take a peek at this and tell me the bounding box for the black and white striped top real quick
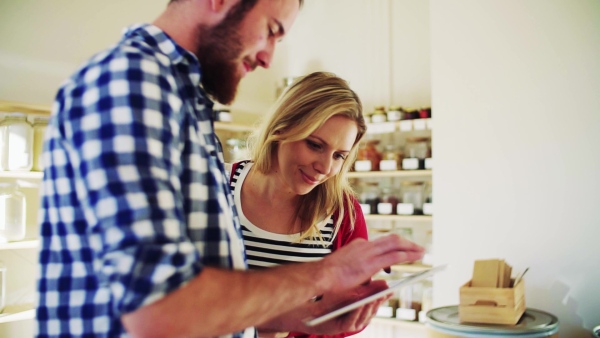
[230,161,335,270]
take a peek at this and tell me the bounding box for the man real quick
[36,0,425,337]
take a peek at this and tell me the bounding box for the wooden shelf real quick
[390,263,432,273]
[0,101,256,133]
[214,122,255,133]
[347,170,431,178]
[0,100,51,116]
[0,303,35,324]
[0,171,43,179]
[0,239,40,251]
[364,215,431,222]
[366,119,432,134]
[371,317,426,329]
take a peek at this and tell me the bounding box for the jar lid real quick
[406,137,430,142]
[388,106,402,111]
[427,306,559,335]
[32,116,50,123]
[0,182,18,190]
[5,112,28,118]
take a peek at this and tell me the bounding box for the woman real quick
[229,72,373,338]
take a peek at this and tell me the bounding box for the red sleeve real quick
[287,196,369,338]
[332,195,368,251]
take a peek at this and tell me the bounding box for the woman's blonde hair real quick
[247,71,366,242]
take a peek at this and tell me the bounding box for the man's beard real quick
[195,14,245,105]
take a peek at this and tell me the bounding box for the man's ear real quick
[209,0,234,13]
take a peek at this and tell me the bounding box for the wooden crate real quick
[459,278,525,325]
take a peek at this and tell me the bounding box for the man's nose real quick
[256,39,275,69]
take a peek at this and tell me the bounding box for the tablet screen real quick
[303,264,448,327]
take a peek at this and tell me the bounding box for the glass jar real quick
[32,116,49,172]
[397,182,424,215]
[0,113,6,171]
[397,274,422,321]
[276,76,298,99]
[403,137,430,170]
[0,261,5,312]
[225,138,247,163]
[380,145,404,171]
[386,106,404,122]
[377,187,399,215]
[423,182,433,215]
[0,182,27,242]
[359,182,380,215]
[370,106,387,123]
[419,278,433,322]
[355,139,382,171]
[0,113,33,171]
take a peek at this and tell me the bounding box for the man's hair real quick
[247,72,365,243]
[169,0,304,8]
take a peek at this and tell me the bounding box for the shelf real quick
[0,303,35,324]
[371,317,425,329]
[214,122,255,133]
[0,171,44,179]
[0,100,51,116]
[364,215,431,222]
[366,119,432,134]
[390,263,432,273]
[347,170,431,178]
[0,101,255,133]
[0,239,40,251]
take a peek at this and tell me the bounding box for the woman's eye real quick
[335,153,347,161]
[307,140,321,150]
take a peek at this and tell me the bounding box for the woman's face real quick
[275,115,358,196]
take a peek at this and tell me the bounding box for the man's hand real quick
[318,234,425,293]
[257,279,391,335]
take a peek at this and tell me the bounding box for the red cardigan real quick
[228,161,368,338]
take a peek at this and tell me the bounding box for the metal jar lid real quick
[426,306,559,335]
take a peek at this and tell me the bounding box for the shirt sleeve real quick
[332,195,369,251]
[55,48,203,316]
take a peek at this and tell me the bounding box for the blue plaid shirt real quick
[36,24,251,338]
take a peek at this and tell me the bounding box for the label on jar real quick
[396,307,417,321]
[377,203,393,215]
[413,119,426,131]
[402,158,419,170]
[424,158,433,170]
[379,160,398,171]
[218,111,232,122]
[359,203,371,215]
[354,160,372,171]
[426,118,433,130]
[371,114,387,123]
[397,203,415,215]
[386,111,402,122]
[8,124,32,171]
[399,120,413,132]
[423,203,433,215]
[376,306,394,318]
[367,122,395,134]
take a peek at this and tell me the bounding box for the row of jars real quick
[0,113,49,172]
[355,137,432,172]
[366,106,432,124]
[377,275,433,322]
[0,181,27,242]
[358,181,432,215]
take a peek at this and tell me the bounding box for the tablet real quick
[303,264,448,327]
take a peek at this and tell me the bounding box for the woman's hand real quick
[256,279,391,335]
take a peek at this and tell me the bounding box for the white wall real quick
[431,0,600,336]
[5,0,598,336]
[0,0,165,105]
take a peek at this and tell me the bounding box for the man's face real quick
[196,0,300,105]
